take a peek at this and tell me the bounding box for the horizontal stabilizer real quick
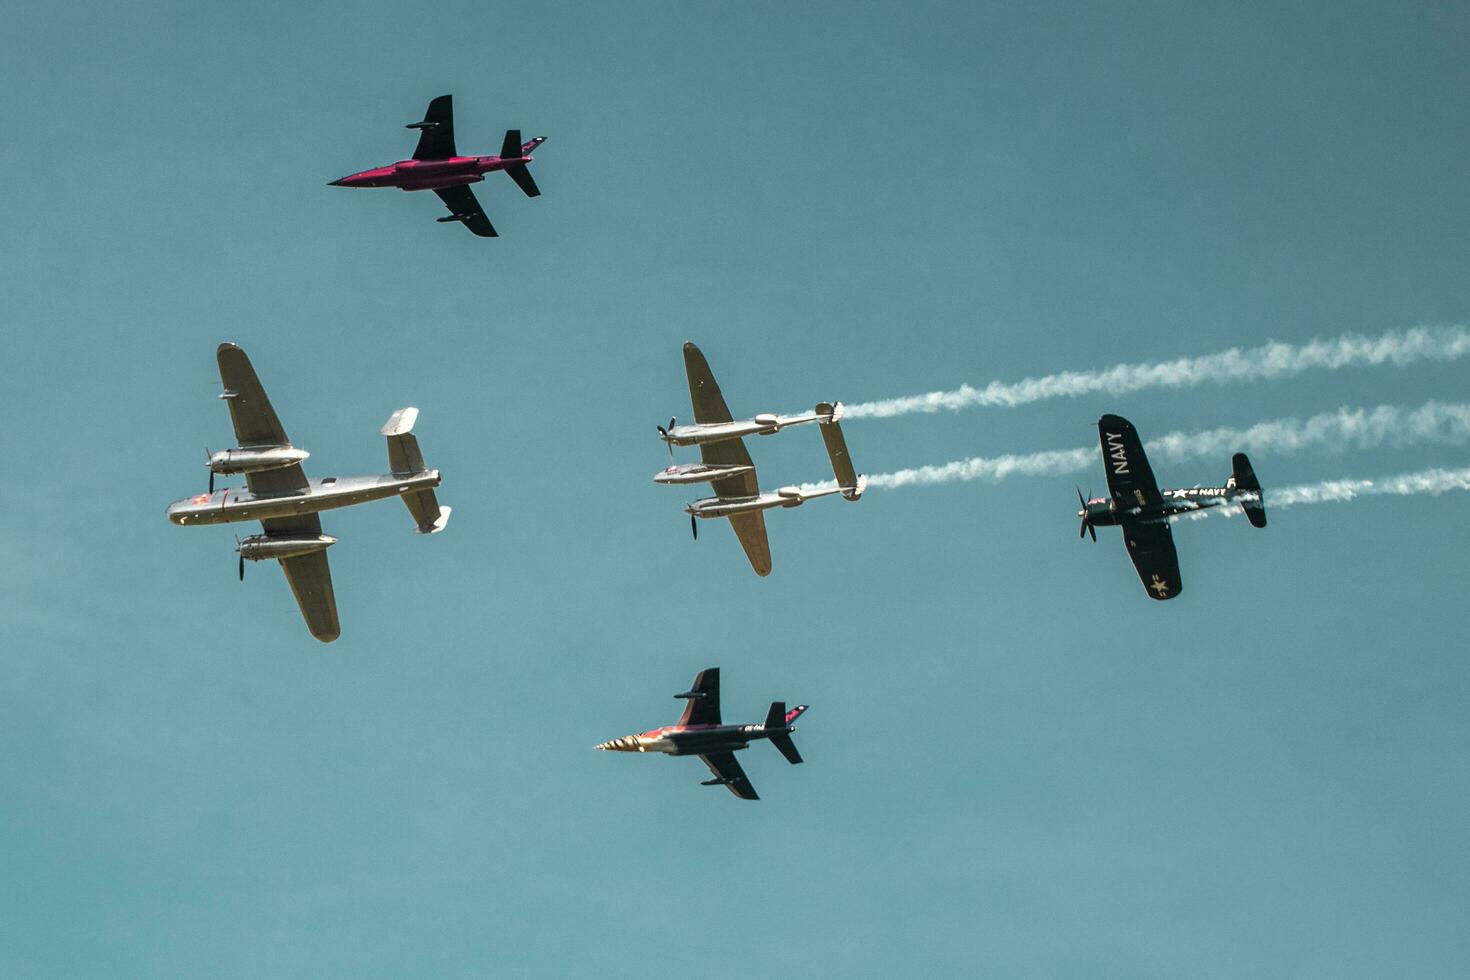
[817,409,862,500]
[769,733,803,765]
[381,407,418,437]
[405,492,450,534]
[505,164,540,198]
[383,407,427,477]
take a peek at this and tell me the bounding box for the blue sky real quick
[3,1,1469,976]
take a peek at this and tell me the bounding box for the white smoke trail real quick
[844,324,1470,419]
[1172,467,1470,523]
[800,400,1470,493]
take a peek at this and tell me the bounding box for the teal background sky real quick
[3,2,1470,976]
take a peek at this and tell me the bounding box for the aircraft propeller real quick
[690,514,698,541]
[1077,487,1097,542]
[205,447,214,493]
[234,535,245,581]
[656,417,676,456]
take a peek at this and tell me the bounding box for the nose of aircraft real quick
[328,177,347,186]
[595,735,641,752]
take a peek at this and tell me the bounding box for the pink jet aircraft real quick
[330,94,545,237]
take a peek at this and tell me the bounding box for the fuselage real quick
[167,471,441,526]
[1081,485,1255,528]
[597,723,780,756]
[687,487,807,518]
[653,461,755,485]
[331,155,534,192]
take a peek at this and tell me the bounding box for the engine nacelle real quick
[235,534,337,562]
[753,413,780,427]
[209,447,309,475]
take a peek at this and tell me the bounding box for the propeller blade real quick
[690,514,698,541]
[1088,523,1097,542]
[238,554,244,581]
[1079,518,1088,539]
[209,470,214,494]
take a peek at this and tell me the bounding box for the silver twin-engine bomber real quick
[166,343,452,642]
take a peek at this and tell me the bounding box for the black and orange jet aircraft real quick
[1078,413,1266,600]
[596,668,807,800]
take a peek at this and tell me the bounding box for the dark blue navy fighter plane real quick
[1078,414,1266,600]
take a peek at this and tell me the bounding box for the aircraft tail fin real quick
[499,129,542,197]
[816,404,863,500]
[1231,452,1267,528]
[764,701,806,765]
[382,408,451,534]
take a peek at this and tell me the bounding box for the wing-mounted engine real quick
[236,533,337,562]
[234,533,337,581]
[208,446,308,475]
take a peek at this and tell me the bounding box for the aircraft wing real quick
[262,513,341,641]
[432,185,497,238]
[411,94,457,160]
[683,342,735,425]
[701,436,770,577]
[699,751,759,800]
[1123,519,1183,601]
[216,343,311,496]
[676,667,721,726]
[1098,414,1163,511]
[683,342,773,575]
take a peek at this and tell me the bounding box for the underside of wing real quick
[217,343,291,448]
[1098,414,1163,511]
[432,185,496,237]
[262,513,340,640]
[699,751,758,800]
[411,94,457,160]
[278,548,341,642]
[676,667,722,726]
[728,512,773,577]
[683,342,735,425]
[1123,519,1183,601]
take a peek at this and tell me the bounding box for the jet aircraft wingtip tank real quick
[169,343,451,641]
[331,93,545,237]
[659,342,864,575]
[598,668,809,800]
[1081,413,1266,600]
